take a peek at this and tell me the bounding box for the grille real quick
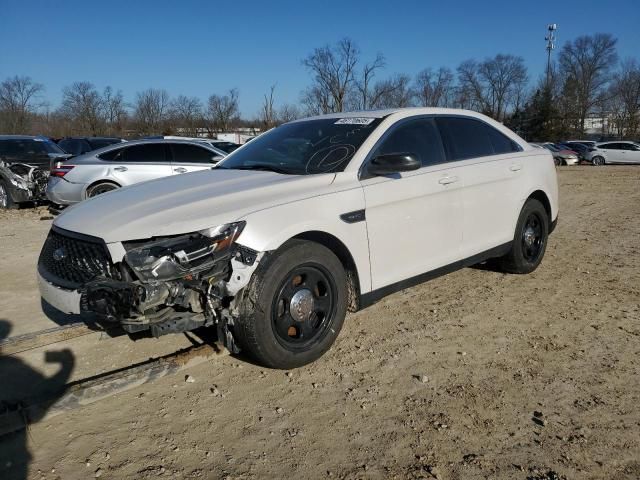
[39,228,121,288]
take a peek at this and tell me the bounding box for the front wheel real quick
[497,198,549,274]
[234,240,348,369]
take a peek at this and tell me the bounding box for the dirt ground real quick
[0,166,639,480]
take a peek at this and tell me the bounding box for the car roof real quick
[60,136,122,141]
[291,107,499,122]
[597,140,638,145]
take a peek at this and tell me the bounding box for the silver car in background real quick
[585,141,640,165]
[46,139,226,207]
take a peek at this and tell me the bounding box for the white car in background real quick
[585,141,640,165]
[38,108,558,369]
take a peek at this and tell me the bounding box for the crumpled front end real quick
[0,161,48,203]
[38,223,261,351]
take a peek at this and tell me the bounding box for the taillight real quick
[51,165,75,177]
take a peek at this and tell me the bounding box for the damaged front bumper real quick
[38,223,263,350]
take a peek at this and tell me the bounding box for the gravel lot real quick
[1,166,639,479]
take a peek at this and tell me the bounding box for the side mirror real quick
[368,153,421,176]
[211,155,224,163]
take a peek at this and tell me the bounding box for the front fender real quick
[235,186,372,294]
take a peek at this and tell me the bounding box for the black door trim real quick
[359,241,512,309]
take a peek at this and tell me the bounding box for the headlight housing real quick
[124,221,245,282]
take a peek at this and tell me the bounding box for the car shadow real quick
[0,319,75,480]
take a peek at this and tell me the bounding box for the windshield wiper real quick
[222,164,295,175]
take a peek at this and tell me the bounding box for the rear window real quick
[121,144,168,162]
[58,139,90,155]
[436,117,520,161]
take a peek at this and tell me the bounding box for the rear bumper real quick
[46,176,85,205]
[38,271,81,314]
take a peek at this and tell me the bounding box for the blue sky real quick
[1,0,638,118]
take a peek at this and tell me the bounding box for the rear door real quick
[598,143,622,163]
[436,116,524,258]
[618,143,640,164]
[104,143,172,186]
[168,143,220,174]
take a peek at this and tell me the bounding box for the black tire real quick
[592,155,605,166]
[0,180,18,209]
[554,156,562,166]
[86,181,119,198]
[234,239,348,369]
[497,198,549,274]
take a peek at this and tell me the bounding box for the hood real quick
[54,169,336,242]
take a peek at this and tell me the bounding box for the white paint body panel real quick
[50,108,559,297]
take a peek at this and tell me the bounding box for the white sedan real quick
[38,108,558,368]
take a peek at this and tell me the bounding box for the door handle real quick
[113,166,128,172]
[438,175,459,185]
[174,167,188,173]
[510,164,522,172]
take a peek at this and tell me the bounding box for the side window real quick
[98,147,125,161]
[436,117,518,161]
[600,143,617,150]
[170,144,215,164]
[121,144,168,162]
[373,118,445,167]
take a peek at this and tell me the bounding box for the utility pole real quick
[545,24,557,86]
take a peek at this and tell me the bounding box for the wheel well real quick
[528,190,552,224]
[85,179,120,198]
[293,231,361,312]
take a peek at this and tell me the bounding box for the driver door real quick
[360,117,463,290]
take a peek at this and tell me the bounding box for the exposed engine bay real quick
[67,222,262,353]
[0,160,49,203]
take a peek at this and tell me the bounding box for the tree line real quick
[1,32,638,141]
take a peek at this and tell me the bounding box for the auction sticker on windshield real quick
[334,117,376,125]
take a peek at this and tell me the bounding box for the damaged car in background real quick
[37,108,558,369]
[0,135,69,209]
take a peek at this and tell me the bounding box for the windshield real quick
[543,144,559,152]
[218,117,384,175]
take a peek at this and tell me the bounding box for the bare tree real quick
[169,95,203,137]
[134,88,170,135]
[205,88,239,135]
[102,86,128,136]
[607,58,640,138]
[354,53,386,110]
[558,33,618,133]
[300,85,332,116]
[302,38,360,113]
[59,81,105,135]
[457,55,528,120]
[370,74,414,109]
[278,104,299,124]
[260,84,277,129]
[0,76,45,133]
[414,67,455,107]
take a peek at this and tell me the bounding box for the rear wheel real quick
[554,156,562,166]
[592,155,605,166]
[497,198,549,274]
[234,240,348,369]
[86,181,119,198]
[0,180,17,209]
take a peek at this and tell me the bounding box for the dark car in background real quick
[0,135,70,209]
[57,137,124,156]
